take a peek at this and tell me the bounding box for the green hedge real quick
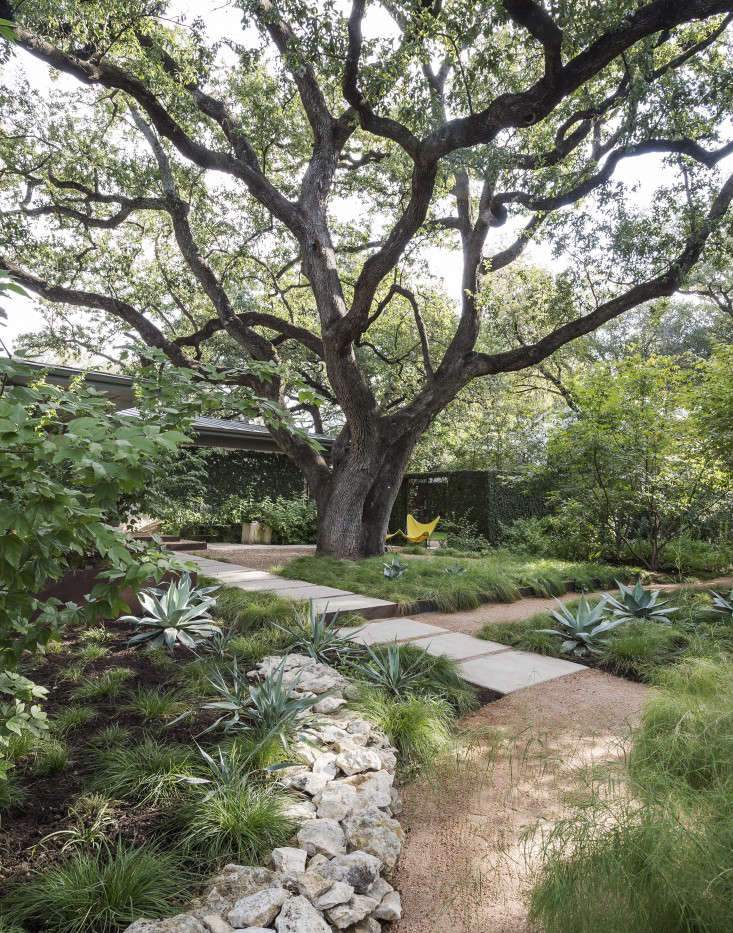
[390,470,551,543]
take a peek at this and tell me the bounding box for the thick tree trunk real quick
[314,433,416,559]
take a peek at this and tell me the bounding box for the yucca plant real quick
[709,587,733,619]
[121,573,221,652]
[383,557,408,579]
[606,579,678,623]
[536,594,626,656]
[351,642,435,696]
[272,601,362,664]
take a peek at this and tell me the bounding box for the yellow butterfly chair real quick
[386,513,440,546]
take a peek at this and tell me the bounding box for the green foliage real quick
[350,643,435,697]
[537,594,626,656]
[272,601,361,664]
[72,667,135,701]
[179,779,296,867]
[530,657,733,933]
[201,660,321,747]
[213,586,299,634]
[0,671,48,780]
[125,686,186,723]
[709,586,733,619]
[356,691,454,779]
[39,795,116,853]
[161,494,317,544]
[280,553,632,613]
[122,573,221,652]
[91,725,131,749]
[93,736,195,806]
[383,556,408,579]
[30,737,71,777]
[545,355,730,571]
[606,579,678,623]
[52,704,98,735]
[1,843,189,933]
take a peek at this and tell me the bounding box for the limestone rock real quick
[374,890,402,921]
[307,853,329,873]
[351,919,381,933]
[270,848,307,877]
[320,852,382,894]
[282,798,317,821]
[346,719,372,739]
[126,918,208,933]
[335,744,382,776]
[342,770,393,809]
[327,894,379,929]
[314,880,354,910]
[389,787,403,815]
[314,782,357,821]
[227,887,288,928]
[311,752,339,778]
[296,870,331,902]
[313,695,347,714]
[201,916,234,933]
[274,895,331,933]
[342,806,405,869]
[200,866,278,915]
[365,878,393,902]
[297,818,347,857]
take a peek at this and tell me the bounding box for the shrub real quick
[1,843,189,933]
[93,736,195,806]
[179,780,296,867]
[357,691,454,778]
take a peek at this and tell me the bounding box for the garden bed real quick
[1,581,475,932]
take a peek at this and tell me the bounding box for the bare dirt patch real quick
[393,669,648,933]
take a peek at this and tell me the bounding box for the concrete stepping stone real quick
[312,595,399,621]
[418,631,510,661]
[458,650,586,695]
[341,618,449,645]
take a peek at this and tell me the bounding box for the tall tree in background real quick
[1,0,733,557]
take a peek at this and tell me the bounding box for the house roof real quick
[9,358,333,453]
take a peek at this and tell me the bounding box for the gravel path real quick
[394,668,649,933]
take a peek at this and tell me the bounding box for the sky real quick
[1,0,727,355]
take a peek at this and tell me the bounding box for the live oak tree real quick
[2,0,733,558]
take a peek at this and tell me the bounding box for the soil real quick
[412,575,733,635]
[185,545,316,572]
[394,668,649,933]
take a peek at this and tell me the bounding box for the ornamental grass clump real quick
[1,843,189,933]
[529,656,733,933]
[93,736,195,806]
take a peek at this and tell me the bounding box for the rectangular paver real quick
[341,618,449,645]
[458,650,586,695]
[417,631,511,661]
[312,595,398,619]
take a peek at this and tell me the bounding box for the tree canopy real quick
[1,0,733,556]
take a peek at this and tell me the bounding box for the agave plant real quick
[605,579,678,623]
[443,563,467,575]
[177,743,253,800]
[350,643,433,697]
[383,557,408,579]
[536,594,626,656]
[271,601,362,664]
[122,573,221,652]
[201,659,321,748]
[709,587,733,618]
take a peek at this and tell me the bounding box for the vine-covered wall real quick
[389,469,552,542]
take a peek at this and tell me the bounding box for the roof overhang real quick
[8,358,334,452]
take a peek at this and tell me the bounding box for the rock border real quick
[126,654,404,933]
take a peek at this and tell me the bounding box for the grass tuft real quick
[124,686,187,723]
[72,667,135,702]
[1,843,189,933]
[53,705,98,735]
[93,736,195,806]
